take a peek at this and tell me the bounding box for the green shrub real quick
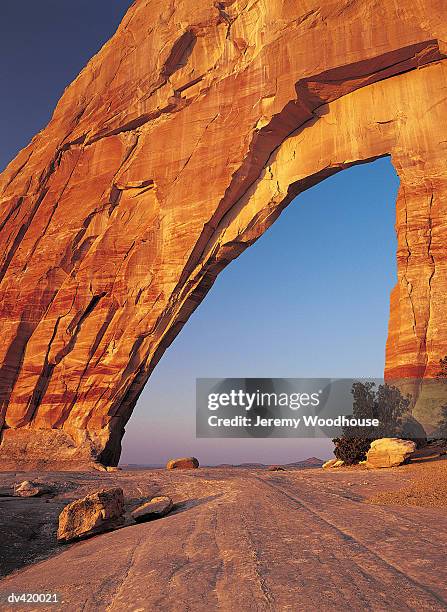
[332,436,372,465]
[331,381,416,464]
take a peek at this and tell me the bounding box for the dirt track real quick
[0,466,446,611]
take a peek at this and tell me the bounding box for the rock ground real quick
[0,460,446,610]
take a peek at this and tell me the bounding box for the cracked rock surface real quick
[0,0,446,465]
[0,465,446,610]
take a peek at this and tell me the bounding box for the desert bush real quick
[436,355,447,379]
[332,435,372,465]
[332,381,414,464]
[434,356,447,439]
[436,405,447,439]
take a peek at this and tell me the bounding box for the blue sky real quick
[1,2,399,464]
[126,159,399,464]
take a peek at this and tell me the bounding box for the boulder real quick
[57,487,125,543]
[131,496,173,523]
[166,457,199,470]
[268,465,286,471]
[366,438,416,468]
[14,480,52,497]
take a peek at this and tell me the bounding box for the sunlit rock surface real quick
[366,438,417,468]
[0,0,446,466]
[57,487,125,542]
[167,457,200,470]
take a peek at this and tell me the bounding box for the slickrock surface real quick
[0,465,446,610]
[0,0,446,465]
[366,437,417,468]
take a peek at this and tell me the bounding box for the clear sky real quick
[1,2,399,465]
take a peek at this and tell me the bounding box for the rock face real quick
[166,457,199,470]
[0,1,446,467]
[366,438,417,468]
[57,487,125,542]
[399,414,428,443]
[131,496,173,522]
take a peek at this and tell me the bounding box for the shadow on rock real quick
[169,494,223,516]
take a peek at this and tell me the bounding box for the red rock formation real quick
[0,0,446,466]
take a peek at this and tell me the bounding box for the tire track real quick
[254,474,447,611]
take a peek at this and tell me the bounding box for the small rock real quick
[14,480,52,497]
[322,458,344,468]
[268,465,286,471]
[166,457,199,470]
[57,487,124,543]
[366,438,416,468]
[106,466,122,472]
[92,463,108,472]
[131,496,173,523]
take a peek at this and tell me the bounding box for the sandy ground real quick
[367,457,447,508]
[0,461,446,611]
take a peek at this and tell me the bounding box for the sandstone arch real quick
[0,0,446,467]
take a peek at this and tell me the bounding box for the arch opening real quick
[122,157,399,466]
[1,37,446,468]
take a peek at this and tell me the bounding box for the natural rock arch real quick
[0,0,446,467]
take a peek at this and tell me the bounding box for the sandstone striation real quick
[0,0,446,466]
